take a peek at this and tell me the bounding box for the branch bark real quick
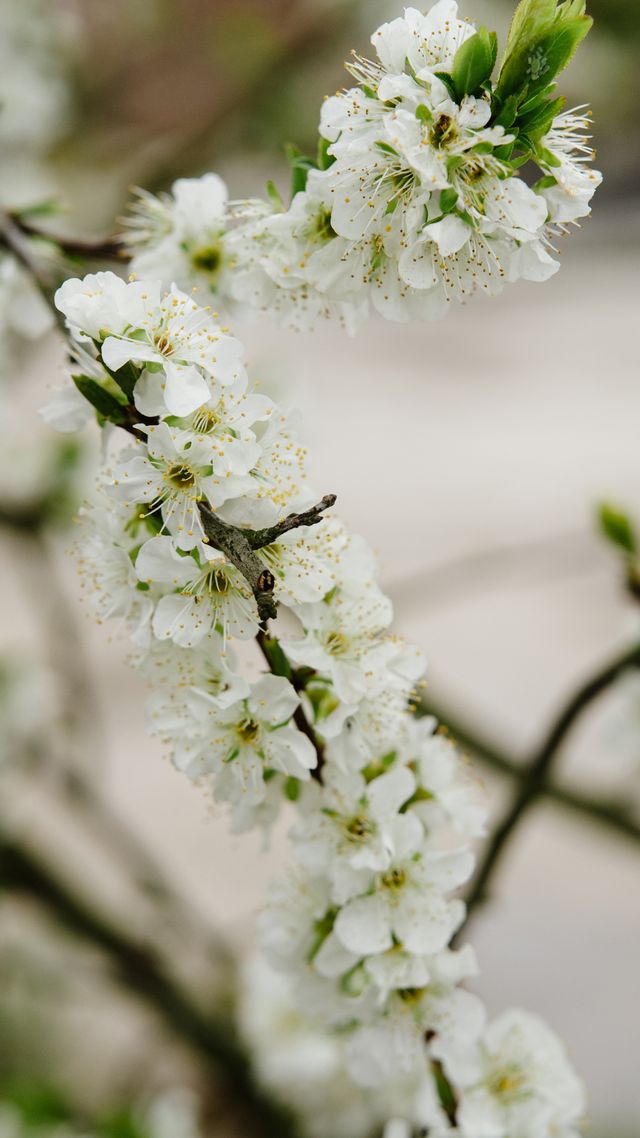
[247,495,337,550]
[198,495,337,627]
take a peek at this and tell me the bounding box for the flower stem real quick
[256,629,326,780]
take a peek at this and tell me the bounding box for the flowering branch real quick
[24,1,605,1132]
[456,641,640,931]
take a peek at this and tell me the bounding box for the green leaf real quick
[504,0,558,62]
[497,0,592,101]
[451,26,498,99]
[492,92,522,129]
[72,376,129,426]
[517,93,565,138]
[598,503,637,557]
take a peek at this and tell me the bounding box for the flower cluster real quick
[49,260,587,1135]
[124,0,600,329]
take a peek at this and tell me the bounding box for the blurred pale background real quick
[0,2,638,1137]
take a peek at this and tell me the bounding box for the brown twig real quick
[247,495,337,549]
[11,214,125,261]
[198,494,337,626]
[453,641,640,937]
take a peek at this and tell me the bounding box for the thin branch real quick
[455,642,640,935]
[0,836,298,1138]
[421,695,640,844]
[13,215,124,261]
[198,494,337,626]
[247,495,337,550]
[0,211,62,322]
[199,502,278,624]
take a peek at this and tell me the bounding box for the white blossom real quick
[135,535,259,643]
[454,1010,587,1138]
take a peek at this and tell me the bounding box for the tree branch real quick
[421,694,640,846]
[13,215,124,261]
[0,210,62,321]
[247,495,337,550]
[198,502,278,624]
[453,642,640,935]
[0,835,298,1138]
[198,495,337,627]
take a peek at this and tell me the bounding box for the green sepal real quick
[266,180,285,211]
[361,751,397,782]
[598,503,637,557]
[493,141,516,162]
[415,103,433,124]
[432,71,459,101]
[307,907,338,963]
[317,136,335,171]
[306,683,340,721]
[535,144,563,167]
[106,359,139,402]
[533,173,558,190]
[284,142,317,197]
[439,188,459,214]
[72,375,129,427]
[400,786,435,812]
[284,777,301,802]
[375,140,399,156]
[15,198,60,220]
[451,26,498,99]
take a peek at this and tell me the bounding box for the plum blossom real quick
[135,535,259,644]
[455,1010,586,1138]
